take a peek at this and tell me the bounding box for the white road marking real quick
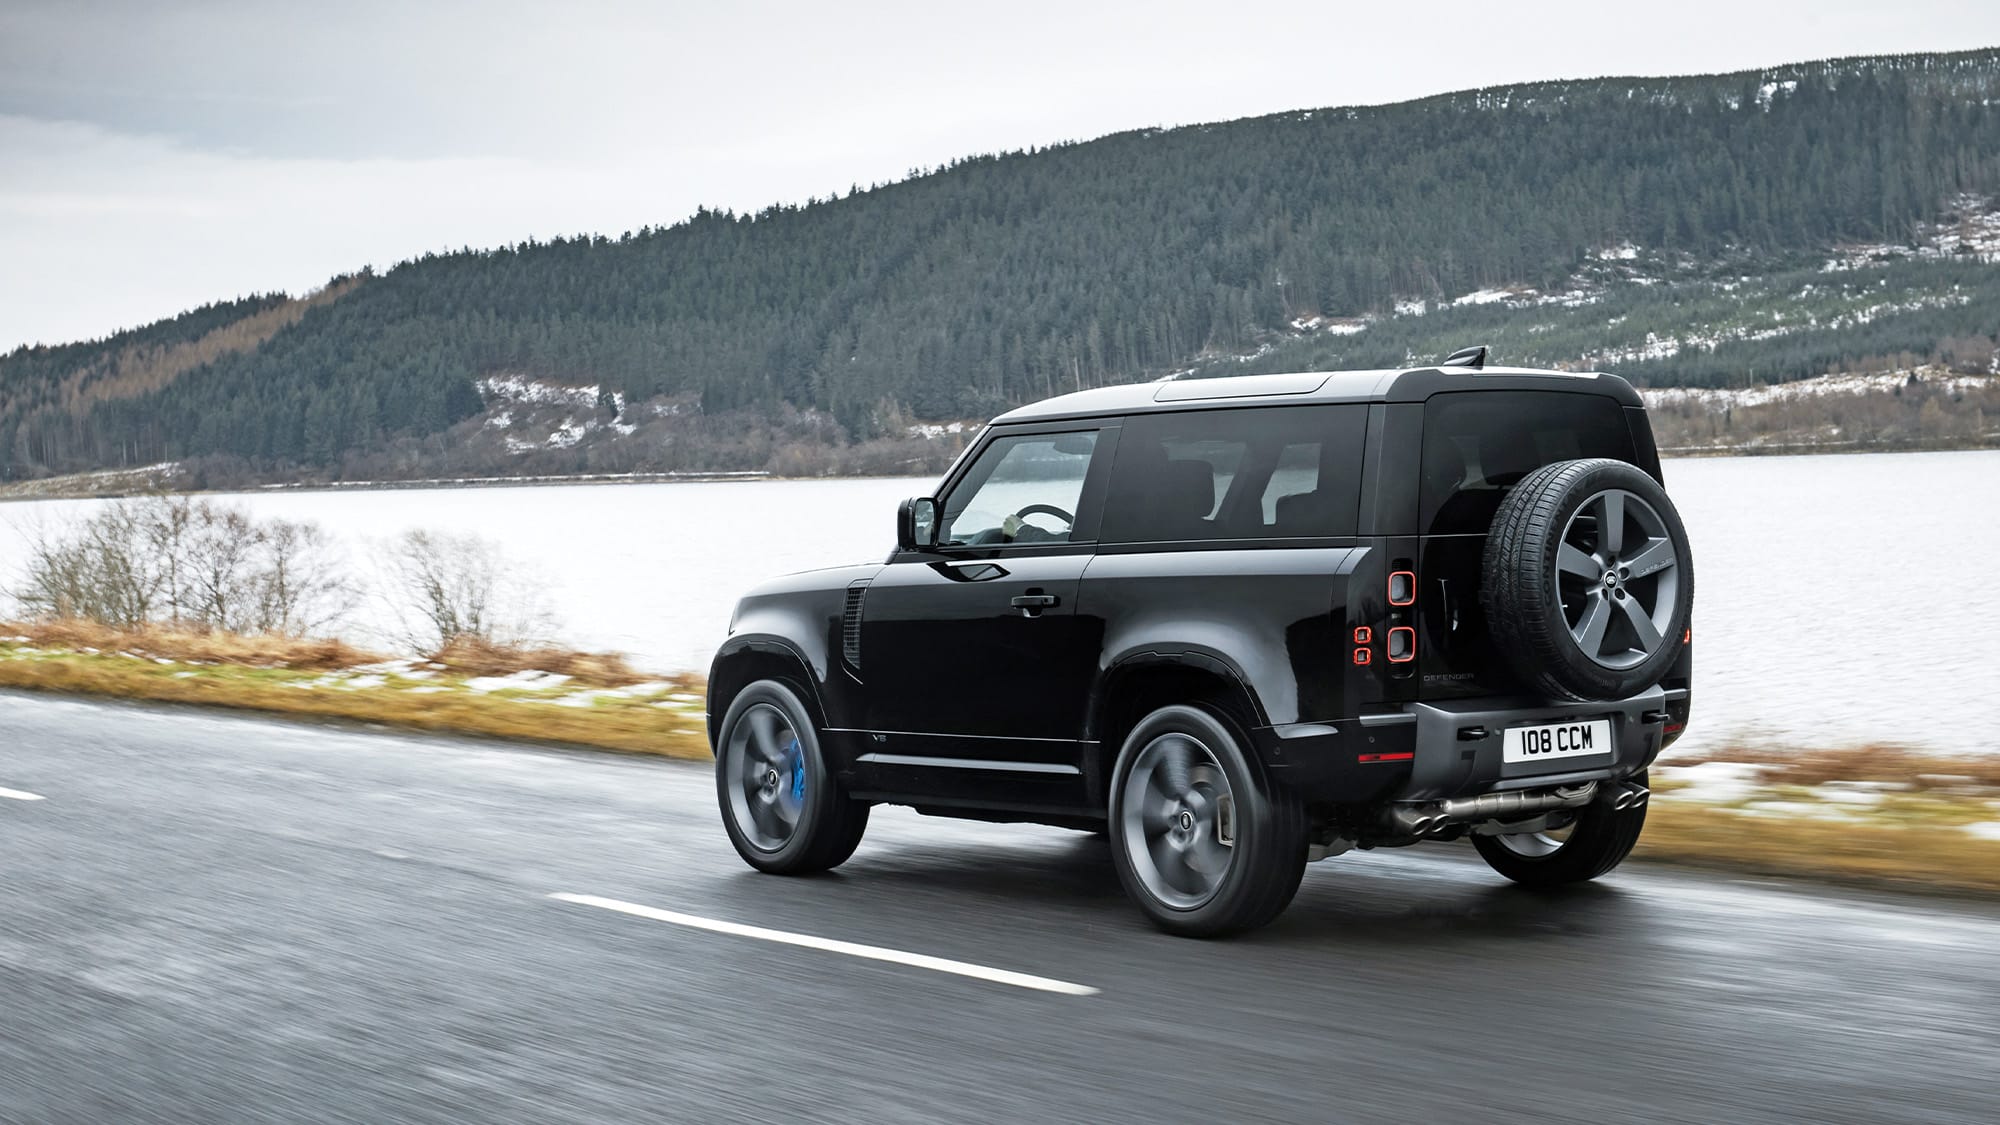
[0,786,45,801]
[550,893,1100,996]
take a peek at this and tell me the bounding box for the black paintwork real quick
[711,365,1690,827]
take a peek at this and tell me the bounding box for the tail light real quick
[1388,570,1416,606]
[1387,626,1415,663]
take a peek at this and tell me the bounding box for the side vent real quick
[841,580,870,671]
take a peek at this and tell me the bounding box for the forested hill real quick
[5,48,2000,484]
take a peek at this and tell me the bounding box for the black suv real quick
[708,350,1694,936]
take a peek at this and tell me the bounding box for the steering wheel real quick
[1013,503,1075,530]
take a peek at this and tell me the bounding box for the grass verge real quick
[1638,746,2000,895]
[1636,804,2000,895]
[5,625,1997,898]
[0,622,708,760]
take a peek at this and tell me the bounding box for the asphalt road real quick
[3,691,1997,1124]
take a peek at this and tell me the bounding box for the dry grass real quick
[428,635,653,687]
[0,623,709,760]
[1672,741,2000,789]
[5,619,386,670]
[1639,802,2000,895]
[7,624,1999,895]
[1643,740,2000,895]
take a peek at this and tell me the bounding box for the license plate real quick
[1503,718,1613,764]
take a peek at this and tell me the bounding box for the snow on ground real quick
[472,374,648,457]
[463,670,573,693]
[1642,368,1995,411]
[1821,196,2000,271]
[1755,79,1799,108]
[478,374,621,412]
[1654,760,1766,804]
[1586,291,1975,369]
[546,419,593,449]
[1595,332,1684,366]
[905,421,972,440]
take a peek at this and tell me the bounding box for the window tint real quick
[940,431,1099,547]
[1102,405,1365,543]
[1421,391,1638,534]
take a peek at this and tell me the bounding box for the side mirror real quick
[897,497,939,551]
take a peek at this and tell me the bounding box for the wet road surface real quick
[2,690,1996,1124]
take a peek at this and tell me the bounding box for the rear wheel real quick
[715,680,868,874]
[1108,705,1307,937]
[1472,774,1647,887]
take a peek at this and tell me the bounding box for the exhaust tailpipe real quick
[1437,781,1597,823]
[1612,782,1651,811]
[1389,781,1599,837]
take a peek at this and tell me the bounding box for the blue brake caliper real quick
[786,737,806,801]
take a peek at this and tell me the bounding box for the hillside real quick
[3,48,1999,487]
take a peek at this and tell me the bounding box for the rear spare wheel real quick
[1483,458,1693,701]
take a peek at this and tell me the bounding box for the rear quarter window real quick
[1420,391,1638,535]
[1102,404,1366,543]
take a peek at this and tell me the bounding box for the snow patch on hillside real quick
[1642,369,1995,411]
[1822,196,2000,271]
[906,421,973,440]
[479,374,625,415]
[1587,291,1973,367]
[473,373,642,457]
[1755,79,1799,108]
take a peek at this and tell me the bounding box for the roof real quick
[988,365,1642,425]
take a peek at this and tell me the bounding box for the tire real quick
[1471,773,1648,887]
[1107,705,1307,937]
[1484,458,1694,701]
[714,679,869,875]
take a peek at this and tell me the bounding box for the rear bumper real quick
[1255,685,1687,805]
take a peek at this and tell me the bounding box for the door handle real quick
[1011,593,1059,613]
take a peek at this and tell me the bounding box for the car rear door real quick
[1412,390,1651,699]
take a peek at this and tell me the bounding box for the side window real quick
[1261,442,1321,522]
[940,430,1100,547]
[1421,391,1638,534]
[1101,405,1366,543]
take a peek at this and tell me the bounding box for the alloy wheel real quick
[1119,731,1238,909]
[723,702,807,851]
[1556,489,1682,670]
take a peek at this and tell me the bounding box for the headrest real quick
[1161,458,1215,520]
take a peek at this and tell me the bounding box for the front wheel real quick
[715,680,868,875]
[1471,773,1647,887]
[1108,705,1307,937]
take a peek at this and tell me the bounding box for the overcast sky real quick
[4,0,1998,351]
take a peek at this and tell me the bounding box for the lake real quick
[3,450,1995,756]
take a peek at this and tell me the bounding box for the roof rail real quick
[1440,344,1488,369]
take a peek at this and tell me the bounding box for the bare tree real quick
[11,497,352,637]
[182,504,260,632]
[251,519,355,636]
[16,502,163,627]
[380,529,552,653]
[140,496,196,623]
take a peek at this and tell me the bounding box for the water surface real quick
[4,450,1994,755]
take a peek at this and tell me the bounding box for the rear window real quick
[1421,391,1637,534]
[1102,405,1366,543]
